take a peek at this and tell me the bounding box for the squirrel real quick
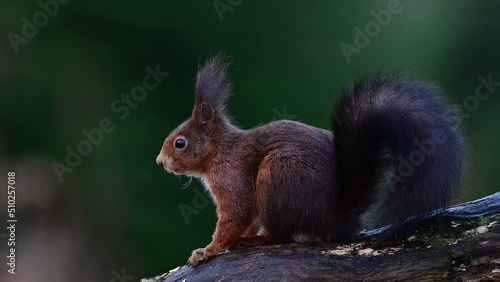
[155,54,467,267]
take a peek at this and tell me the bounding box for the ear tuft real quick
[198,102,214,124]
[195,52,232,113]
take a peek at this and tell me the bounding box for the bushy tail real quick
[332,72,467,228]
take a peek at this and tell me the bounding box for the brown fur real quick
[156,54,467,267]
[156,56,345,265]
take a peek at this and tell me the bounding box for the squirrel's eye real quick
[175,138,187,149]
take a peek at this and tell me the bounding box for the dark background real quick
[0,0,499,281]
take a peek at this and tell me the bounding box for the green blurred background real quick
[1,0,499,281]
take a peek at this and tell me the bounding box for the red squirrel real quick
[155,54,467,267]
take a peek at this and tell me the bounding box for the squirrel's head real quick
[156,53,232,176]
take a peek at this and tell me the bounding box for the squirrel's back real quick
[157,57,468,266]
[215,71,467,239]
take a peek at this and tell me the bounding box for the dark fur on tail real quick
[332,71,467,229]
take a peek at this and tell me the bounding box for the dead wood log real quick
[143,192,500,282]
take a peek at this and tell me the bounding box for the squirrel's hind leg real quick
[234,235,277,247]
[255,148,337,243]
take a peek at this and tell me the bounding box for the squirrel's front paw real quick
[188,247,215,267]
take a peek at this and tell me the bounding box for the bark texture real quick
[143,192,500,282]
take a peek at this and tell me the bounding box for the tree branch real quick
[143,192,500,282]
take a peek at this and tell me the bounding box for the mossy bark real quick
[143,192,500,282]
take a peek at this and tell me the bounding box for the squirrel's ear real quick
[193,102,215,124]
[194,53,231,113]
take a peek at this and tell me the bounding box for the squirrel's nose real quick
[156,155,164,167]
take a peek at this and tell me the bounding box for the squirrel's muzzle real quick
[156,154,164,167]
